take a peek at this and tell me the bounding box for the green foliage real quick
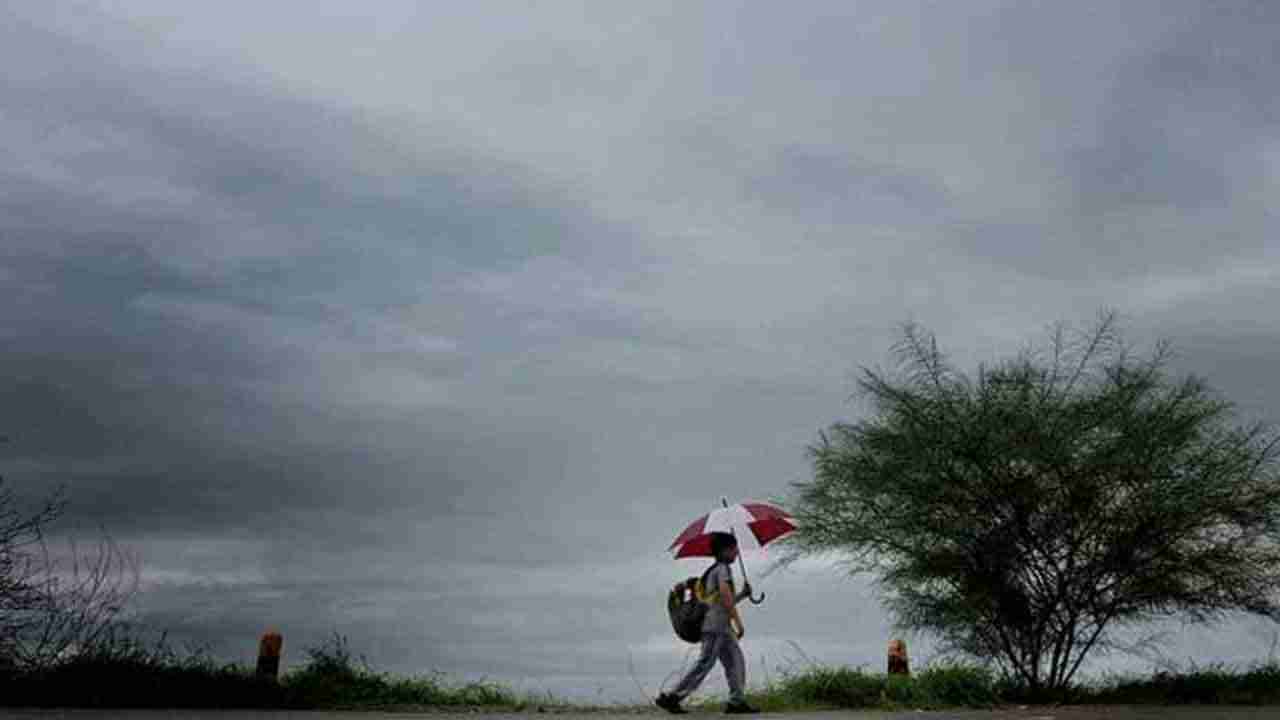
[8,627,1280,710]
[712,661,997,711]
[715,659,1280,711]
[780,311,1280,692]
[775,665,884,707]
[0,628,538,710]
[1079,662,1280,706]
[0,632,282,708]
[279,632,528,709]
[909,661,999,707]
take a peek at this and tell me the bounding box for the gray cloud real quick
[953,2,1280,278]
[2,0,1279,702]
[0,9,612,552]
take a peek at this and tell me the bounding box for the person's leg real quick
[669,633,724,700]
[718,634,746,705]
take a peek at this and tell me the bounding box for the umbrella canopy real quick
[668,500,796,559]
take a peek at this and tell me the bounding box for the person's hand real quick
[735,624,745,640]
[741,582,752,598]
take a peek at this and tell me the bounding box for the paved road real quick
[3,709,1278,720]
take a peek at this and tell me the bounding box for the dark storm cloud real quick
[0,10,611,547]
[5,1,1280,703]
[1,45,580,276]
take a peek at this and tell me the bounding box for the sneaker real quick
[656,693,688,714]
[723,700,760,714]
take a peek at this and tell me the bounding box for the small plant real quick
[299,633,364,680]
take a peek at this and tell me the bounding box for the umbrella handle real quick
[733,535,766,604]
[723,497,767,605]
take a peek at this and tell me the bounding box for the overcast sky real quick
[4,0,1280,703]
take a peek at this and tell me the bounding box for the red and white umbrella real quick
[668,498,797,604]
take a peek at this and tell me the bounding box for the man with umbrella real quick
[658,499,793,714]
[657,531,760,714]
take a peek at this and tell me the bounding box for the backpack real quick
[667,563,723,644]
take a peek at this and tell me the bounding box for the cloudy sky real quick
[4,0,1280,703]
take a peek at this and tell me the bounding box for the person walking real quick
[656,532,761,714]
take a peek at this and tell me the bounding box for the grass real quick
[683,653,1280,711]
[686,660,1000,712]
[1075,662,1280,706]
[6,632,1280,710]
[0,632,562,710]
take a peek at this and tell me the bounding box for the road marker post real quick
[256,630,283,681]
[887,639,909,676]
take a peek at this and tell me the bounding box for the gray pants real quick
[671,631,745,703]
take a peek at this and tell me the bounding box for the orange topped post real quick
[887,639,909,676]
[256,630,283,680]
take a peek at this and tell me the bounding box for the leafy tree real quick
[780,312,1280,694]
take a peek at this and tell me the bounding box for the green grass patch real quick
[1072,662,1280,706]
[282,634,537,709]
[0,632,547,710]
[0,633,283,709]
[740,661,997,710]
[687,659,1280,711]
[8,630,1280,710]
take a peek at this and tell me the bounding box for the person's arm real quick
[719,578,743,638]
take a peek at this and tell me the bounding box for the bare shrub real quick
[1,477,139,671]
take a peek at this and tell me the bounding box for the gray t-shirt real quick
[701,562,736,634]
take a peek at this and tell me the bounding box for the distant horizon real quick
[116,553,1280,704]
